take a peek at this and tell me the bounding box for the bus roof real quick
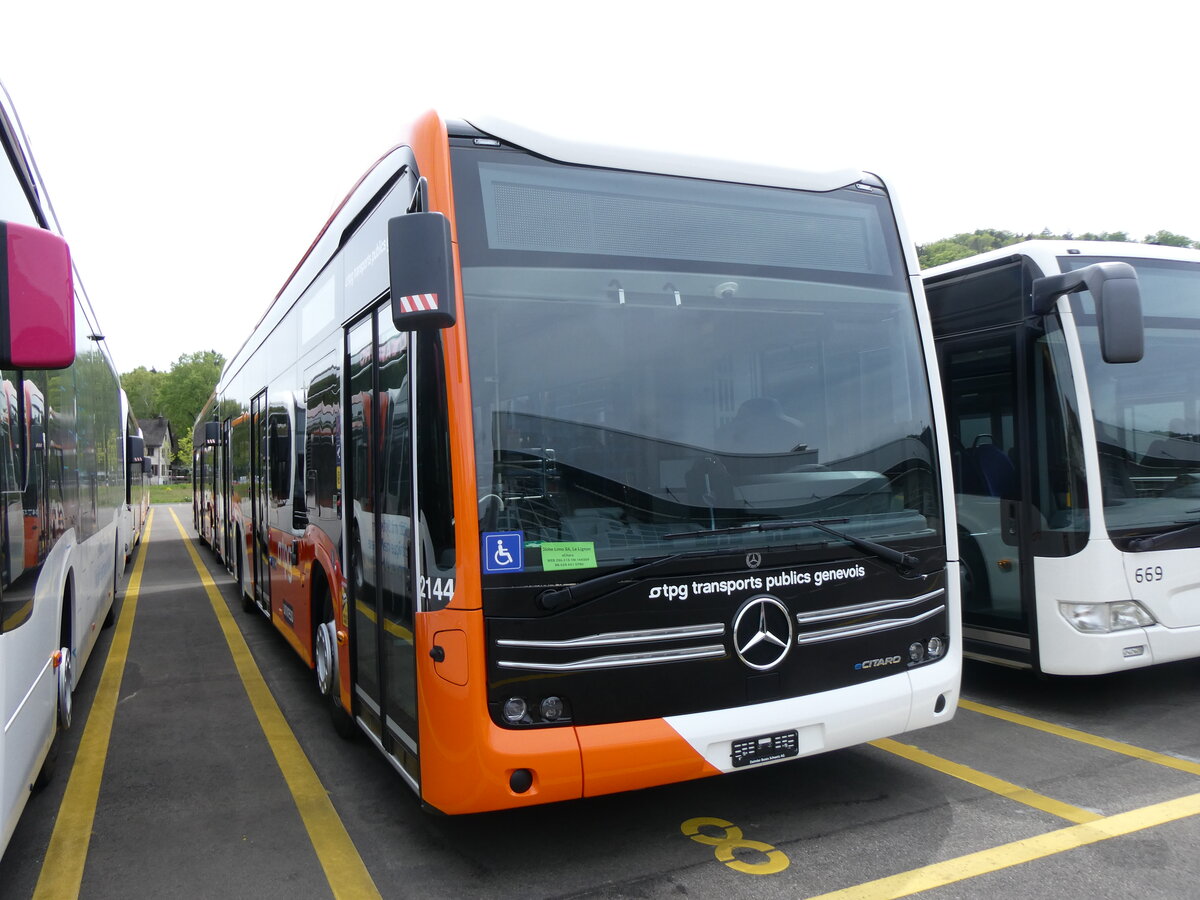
[463,115,870,194]
[924,240,1200,281]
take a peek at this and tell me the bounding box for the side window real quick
[0,373,28,630]
[1028,313,1089,554]
[292,399,307,531]
[0,132,40,226]
[304,361,341,543]
[417,332,456,603]
[927,260,1024,335]
[267,403,291,508]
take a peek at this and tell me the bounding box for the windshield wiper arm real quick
[1127,520,1200,552]
[666,518,919,572]
[538,552,688,611]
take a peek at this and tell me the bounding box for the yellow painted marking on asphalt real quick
[168,508,380,900]
[2,597,32,630]
[960,698,1200,777]
[871,738,1101,824]
[354,598,414,642]
[34,510,154,900]
[806,791,1200,899]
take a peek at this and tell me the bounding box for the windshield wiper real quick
[1126,520,1200,552]
[538,551,694,611]
[537,520,921,613]
[665,518,919,572]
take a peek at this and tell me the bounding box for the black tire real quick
[35,642,72,790]
[316,588,355,739]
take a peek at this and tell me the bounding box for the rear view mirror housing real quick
[0,221,75,369]
[128,434,145,466]
[388,212,456,331]
[1032,261,1143,364]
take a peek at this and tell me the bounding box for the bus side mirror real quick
[128,435,145,467]
[1,221,76,369]
[1032,261,1143,364]
[388,212,456,331]
[204,421,220,447]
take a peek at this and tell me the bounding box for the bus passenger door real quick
[223,418,234,567]
[346,308,418,783]
[940,332,1035,665]
[250,390,271,615]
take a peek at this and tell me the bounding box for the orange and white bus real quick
[1,81,125,856]
[194,112,960,813]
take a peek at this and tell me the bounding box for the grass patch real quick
[148,482,193,504]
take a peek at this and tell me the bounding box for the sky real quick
[3,0,1199,375]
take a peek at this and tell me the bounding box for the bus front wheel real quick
[316,589,355,739]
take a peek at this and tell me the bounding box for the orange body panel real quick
[267,526,311,664]
[415,606,585,813]
[576,719,721,798]
[407,112,482,617]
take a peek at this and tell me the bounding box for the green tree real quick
[174,432,194,470]
[1144,230,1197,248]
[917,229,1030,269]
[919,228,1183,269]
[121,365,165,419]
[156,350,225,450]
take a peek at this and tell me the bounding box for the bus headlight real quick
[1059,601,1155,634]
[539,696,565,722]
[502,697,528,724]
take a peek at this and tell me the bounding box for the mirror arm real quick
[1031,261,1138,315]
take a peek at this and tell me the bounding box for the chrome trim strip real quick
[794,589,945,626]
[962,626,1032,650]
[795,605,946,645]
[497,644,726,671]
[354,687,381,715]
[357,718,420,794]
[963,650,1033,670]
[386,716,419,755]
[496,623,725,649]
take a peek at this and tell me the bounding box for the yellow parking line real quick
[960,699,1200,777]
[168,509,380,900]
[807,791,1200,899]
[871,738,1101,824]
[34,510,154,899]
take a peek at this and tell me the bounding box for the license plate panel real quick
[731,729,799,768]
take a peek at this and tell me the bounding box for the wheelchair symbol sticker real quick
[483,532,525,574]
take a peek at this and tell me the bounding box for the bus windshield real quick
[1066,256,1200,542]
[454,149,942,572]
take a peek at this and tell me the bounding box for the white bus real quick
[925,239,1200,675]
[0,81,124,856]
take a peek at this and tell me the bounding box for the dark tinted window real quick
[927,259,1024,336]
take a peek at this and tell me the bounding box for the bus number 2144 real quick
[420,576,456,603]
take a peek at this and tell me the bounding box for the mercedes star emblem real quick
[732,595,793,671]
[746,552,762,569]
